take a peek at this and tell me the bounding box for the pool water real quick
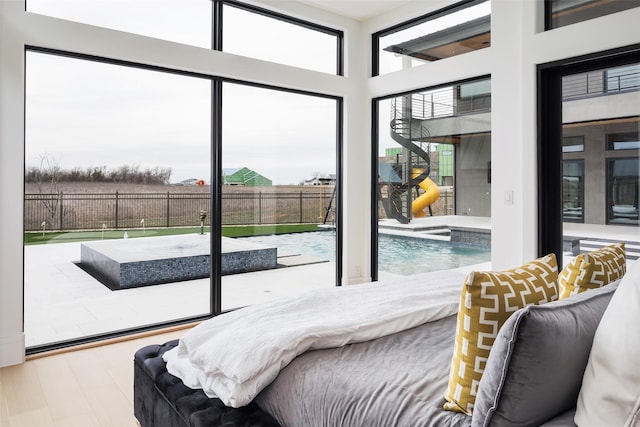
[238,231,490,276]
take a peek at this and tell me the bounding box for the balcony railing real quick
[563,69,640,100]
[392,87,491,121]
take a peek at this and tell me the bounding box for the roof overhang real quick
[383,15,490,62]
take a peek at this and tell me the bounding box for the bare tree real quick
[31,154,64,229]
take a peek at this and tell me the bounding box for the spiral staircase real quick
[378,96,436,224]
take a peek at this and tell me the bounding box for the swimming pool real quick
[238,231,490,276]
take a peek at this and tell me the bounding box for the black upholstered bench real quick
[134,340,281,427]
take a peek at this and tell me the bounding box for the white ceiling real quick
[296,0,415,21]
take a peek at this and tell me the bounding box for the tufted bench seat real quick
[133,340,281,427]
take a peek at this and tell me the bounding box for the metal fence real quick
[24,190,336,231]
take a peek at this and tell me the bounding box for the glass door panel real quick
[24,51,212,349]
[220,82,339,310]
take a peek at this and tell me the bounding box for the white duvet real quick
[163,269,466,408]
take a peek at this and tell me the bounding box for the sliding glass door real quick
[24,50,213,349]
[24,51,342,352]
[538,48,640,265]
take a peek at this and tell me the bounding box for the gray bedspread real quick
[255,314,471,427]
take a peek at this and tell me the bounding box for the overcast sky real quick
[25,0,337,185]
[25,51,337,185]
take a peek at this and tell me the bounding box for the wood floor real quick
[0,329,185,427]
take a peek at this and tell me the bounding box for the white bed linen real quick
[163,269,466,407]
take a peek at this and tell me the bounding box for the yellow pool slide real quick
[411,170,440,217]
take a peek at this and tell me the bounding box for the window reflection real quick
[375,0,490,76]
[547,0,639,30]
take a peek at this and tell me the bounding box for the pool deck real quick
[24,216,638,348]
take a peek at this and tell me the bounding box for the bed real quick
[134,270,470,426]
[134,261,621,427]
[134,340,281,427]
[134,314,469,426]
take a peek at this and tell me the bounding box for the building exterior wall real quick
[455,134,491,217]
[563,118,639,225]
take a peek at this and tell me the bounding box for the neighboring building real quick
[222,167,272,186]
[437,144,454,186]
[560,65,640,226]
[302,173,336,185]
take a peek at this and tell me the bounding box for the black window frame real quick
[24,46,344,355]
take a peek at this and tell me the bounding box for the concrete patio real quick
[24,216,638,348]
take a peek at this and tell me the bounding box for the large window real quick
[24,51,342,352]
[538,49,640,265]
[373,0,490,76]
[25,50,213,349]
[21,0,344,353]
[373,77,492,280]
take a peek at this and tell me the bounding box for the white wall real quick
[0,0,28,368]
[2,0,640,366]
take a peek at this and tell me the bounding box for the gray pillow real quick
[471,281,620,427]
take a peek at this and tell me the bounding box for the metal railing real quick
[24,190,335,231]
[392,87,491,121]
[562,69,640,100]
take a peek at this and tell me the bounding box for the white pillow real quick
[575,260,640,427]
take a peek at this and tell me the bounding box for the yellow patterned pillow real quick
[558,242,626,300]
[443,253,559,415]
